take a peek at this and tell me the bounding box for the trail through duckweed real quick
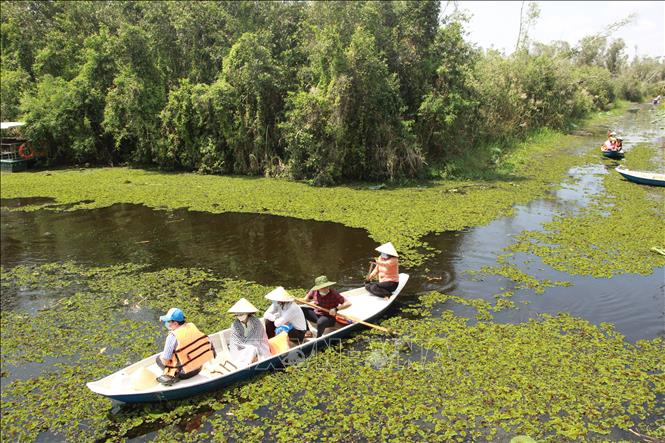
[507,144,665,277]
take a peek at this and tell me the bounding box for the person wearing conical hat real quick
[228,298,271,367]
[263,287,307,343]
[302,276,351,338]
[365,242,400,298]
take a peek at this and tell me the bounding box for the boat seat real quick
[209,333,225,355]
[200,330,237,377]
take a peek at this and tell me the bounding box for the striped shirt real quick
[161,331,178,360]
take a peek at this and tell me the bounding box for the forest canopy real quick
[1,1,663,183]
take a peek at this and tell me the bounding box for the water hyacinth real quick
[1,263,663,442]
[508,144,665,277]
[2,106,663,441]
[0,116,636,269]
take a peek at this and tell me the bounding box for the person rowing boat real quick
[365,242,400,298]
[302,276,351,338]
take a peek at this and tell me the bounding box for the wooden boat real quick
[602,149,624,159]
[615,167,665,187]
[87,273,409,403]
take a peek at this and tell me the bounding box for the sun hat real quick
[159,307,185,323]
[375,242,398,257]
[265,286,294,302]
[311,275,336,291]
[228,298,259,314]
[129,367,159,391]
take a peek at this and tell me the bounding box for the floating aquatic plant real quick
[1,263,663,442]
[508,144,665,277]
[0,116,628,268]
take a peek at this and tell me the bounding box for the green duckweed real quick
[1,263,663,442]
[508,143,665,277]
[0,123,626,268]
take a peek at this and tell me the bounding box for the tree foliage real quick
[2,1,662,182]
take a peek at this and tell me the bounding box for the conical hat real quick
[228,298,259,314]
[375,242,398,257]
[265,286,294,302]
[130,367,159,391]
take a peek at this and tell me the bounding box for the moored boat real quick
[615,166,665,187]
[87,273,409,403]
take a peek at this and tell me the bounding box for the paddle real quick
[295,297,392,334]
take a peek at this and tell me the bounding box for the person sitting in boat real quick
[365,242,400,298]
[302,276,351,338]
[156,307,215,386]
[601,131,622,152]
[263,286,307,344]
[228,298,271,367]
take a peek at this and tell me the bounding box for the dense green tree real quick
[221,32,281,174]
[417,21,479,159]
[0,67,30,120]
[3,1,662,182]
[102,24,165,163]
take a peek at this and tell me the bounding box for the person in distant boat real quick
[601,131,621,152]
[263,286,307,343]
[228,298,271,366]
[302,276,351,338]
[156,307,215,386]
[653,95,661,105]
[365,242,400,298]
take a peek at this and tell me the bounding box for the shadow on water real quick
[0,197,56,208]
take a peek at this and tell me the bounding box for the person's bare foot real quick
[304,331,313,338]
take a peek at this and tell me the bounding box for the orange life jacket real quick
[163,323,214,377]
[375,256,399,282]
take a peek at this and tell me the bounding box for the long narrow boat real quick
[87,273,409,403]
[615,166,665,187]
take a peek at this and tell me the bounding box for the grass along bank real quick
[1,262,663,442]
[0,107,628,268]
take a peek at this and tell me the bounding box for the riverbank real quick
[0,104,643,270]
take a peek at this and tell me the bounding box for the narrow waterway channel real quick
[1,105,663,441]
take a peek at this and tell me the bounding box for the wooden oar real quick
[295,297,392,334]
[366,260,377,281]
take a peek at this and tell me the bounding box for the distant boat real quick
[615,167,665,187]
[87,274,410,403]
[602,150,624,159]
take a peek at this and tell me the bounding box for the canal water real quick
[3,107,662,342]
[1,105,663,441]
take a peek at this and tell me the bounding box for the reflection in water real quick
[1,204,378,290]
